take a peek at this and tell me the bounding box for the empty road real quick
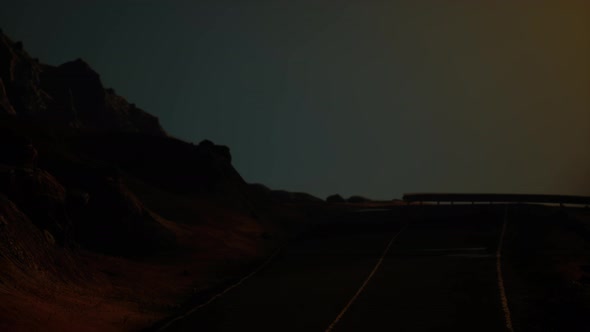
[157,205,584,331]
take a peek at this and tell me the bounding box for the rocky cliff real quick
[0,31,165,135]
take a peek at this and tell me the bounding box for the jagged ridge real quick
[0,31,165,135]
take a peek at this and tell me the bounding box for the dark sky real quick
[2,1,589,199]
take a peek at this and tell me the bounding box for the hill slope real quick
[0,31,322,331]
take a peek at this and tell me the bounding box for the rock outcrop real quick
[0,32,166,135]
[0,30,320,258]
[0,33,50,116]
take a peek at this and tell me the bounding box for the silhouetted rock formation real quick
[326,194,346,203]
[0,29,327,261]
[0,32,166,135]
[0,30,329,331]
[248,183,273,197]
[0,34,51,117]
[66,133,246,203]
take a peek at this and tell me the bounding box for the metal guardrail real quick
[402,193,590,206]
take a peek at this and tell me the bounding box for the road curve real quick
[161,206,512,331]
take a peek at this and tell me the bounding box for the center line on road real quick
[325,222,409,332]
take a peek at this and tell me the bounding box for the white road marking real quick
[158,247,282,331]
[325,223,409,332]
[497,206,514,332]
[327,208,514,332]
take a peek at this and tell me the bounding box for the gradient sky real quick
[1,0,589,199]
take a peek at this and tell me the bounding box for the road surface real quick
[158,205,561,331]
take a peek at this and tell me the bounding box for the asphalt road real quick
[162,205,515,331]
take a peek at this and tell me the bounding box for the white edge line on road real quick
[325,223,409,332]
[158,247,283,331]
[497,206,514,332]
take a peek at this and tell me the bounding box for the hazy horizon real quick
[1,0,589,200]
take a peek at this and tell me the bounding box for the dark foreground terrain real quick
[156,205,590,332]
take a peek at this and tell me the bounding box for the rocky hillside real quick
[0,30,165,135]
[0,30,325,331]
[0,28,253,257]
